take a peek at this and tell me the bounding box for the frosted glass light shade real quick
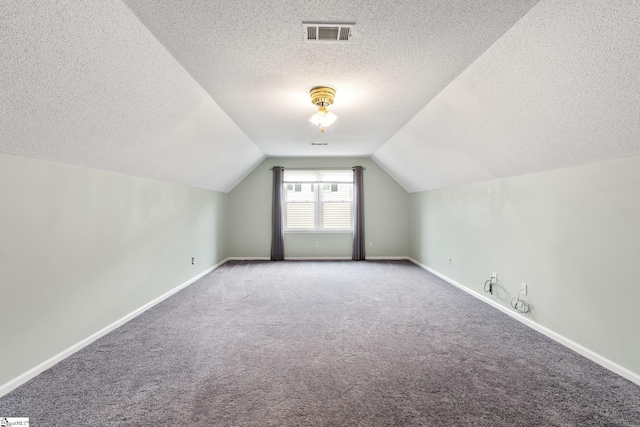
[309,109,337,128]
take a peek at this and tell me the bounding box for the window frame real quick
[283,181,353,233]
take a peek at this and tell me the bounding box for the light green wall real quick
[409,155,640,377]
[0,152,227,386]
[226,157,409,258]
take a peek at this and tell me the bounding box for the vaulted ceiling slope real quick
[374,0,640,192]
[0,0,264,193]
[2,1,638,194]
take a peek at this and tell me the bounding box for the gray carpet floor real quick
[1,260,639,426]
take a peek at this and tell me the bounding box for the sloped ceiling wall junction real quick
[0,0,264,193]
[374,0,640,192]
[1,1,638,193]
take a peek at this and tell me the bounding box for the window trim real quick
[283,181,353,233]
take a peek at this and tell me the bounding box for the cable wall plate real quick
[408,258,640,387]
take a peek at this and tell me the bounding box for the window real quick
[283,170,353,232]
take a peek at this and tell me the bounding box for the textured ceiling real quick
[0,0,264,192]
[373,0,640,192]
[1,1,638,193]
[122,0,539,156]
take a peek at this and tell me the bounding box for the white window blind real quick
[321,183,352,229]
[283,170,353,232]
[284,183,315,229]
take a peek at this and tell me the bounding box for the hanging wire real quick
[511,289,531,313]
[484,278,494,295]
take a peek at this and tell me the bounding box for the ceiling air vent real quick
[303,22,355,42]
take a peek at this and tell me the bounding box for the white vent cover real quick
[303,22,355,42]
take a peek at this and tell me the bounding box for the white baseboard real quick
[226,257,270,261]
[366,256,410,260]
[408,258,640,387]
[0,258,228,398]
[10,257,634,397]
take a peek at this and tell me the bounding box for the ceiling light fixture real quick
[309,87,337,132]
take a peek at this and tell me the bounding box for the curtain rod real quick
[269,166,365,170]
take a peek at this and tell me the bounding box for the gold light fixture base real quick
[309,86,337,133]
[310,87,335,107]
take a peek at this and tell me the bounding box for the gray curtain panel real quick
[271,166,285,261]
[352,166,365,261]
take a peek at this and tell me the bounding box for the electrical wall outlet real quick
[491,272,498,284]
[521,283,527,296]
[448,257,452,264]
[314,242,319,248]
[191,257,195,265]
